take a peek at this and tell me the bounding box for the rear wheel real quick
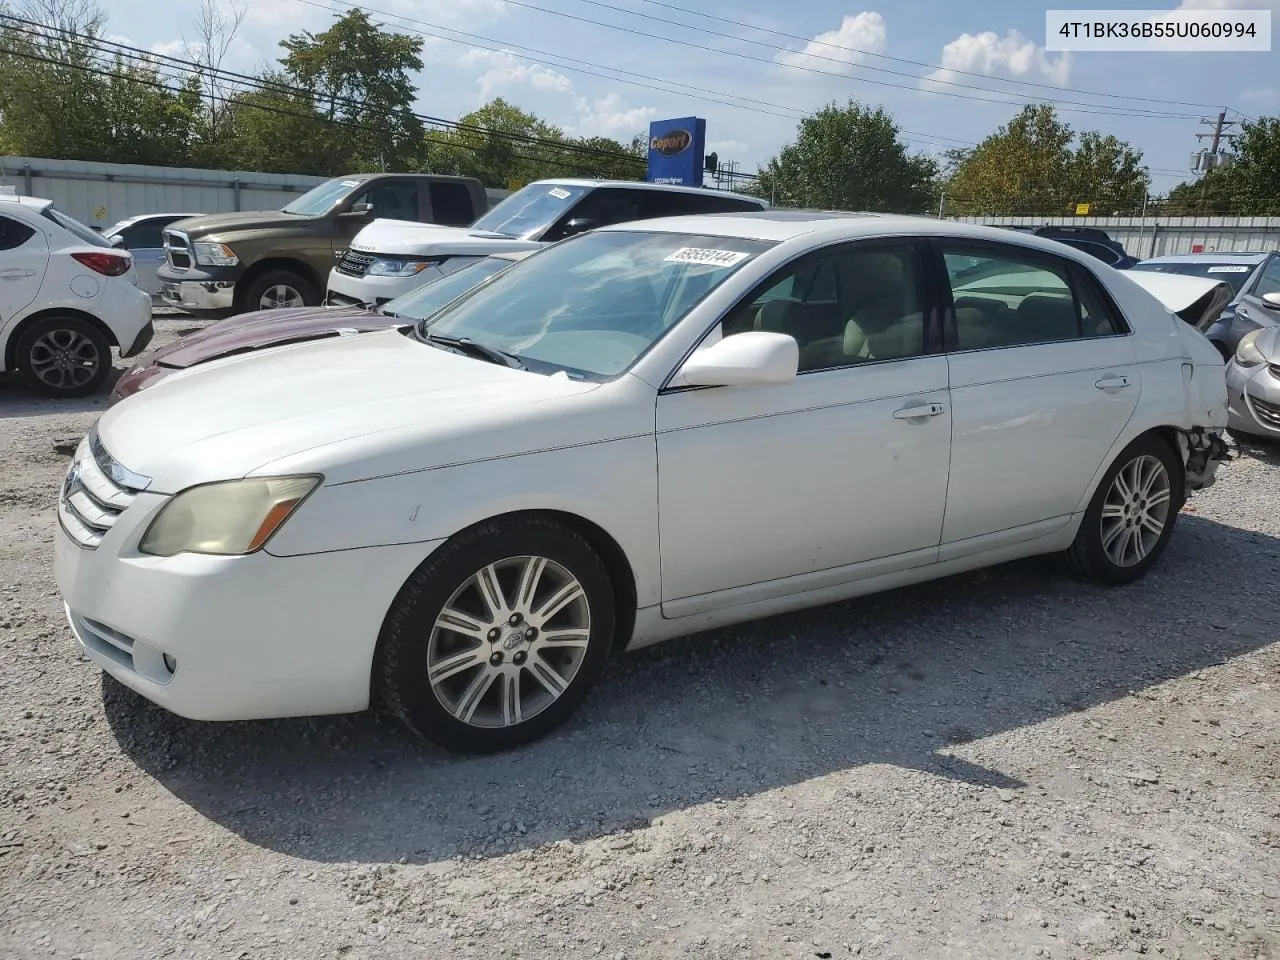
[15,315,111,398]
[242,270,316,311]
[1067,434,1182,585]
[375,516,616,753]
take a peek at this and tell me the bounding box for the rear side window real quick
[429,181,477,226]
[942,244,1124,350]
[1061,239,1121,266]
[0,215,36,251]
[638,190,762,218]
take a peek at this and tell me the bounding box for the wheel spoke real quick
[1113,467,1135,503]
[453,669,496,723]
[474,564,507,620]
[533,581,584,624]
[435,606,490,641]
[1139,513,1164,537]
[429,646,486,683]
[1101,503,1126,520]
[1101,519,1126,552]
[1146,488,1171,510]
[528,658,569,697]
[1139,458,1163,498]
[537,627,590,649]
[514,556,547,612]
[501,673,523,726]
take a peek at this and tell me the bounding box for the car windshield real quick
[282,177,369,216]
[381,256,521,322]
[1130,260,1259,295]
[468,183,589,239]
[43,206,111,247]
[417,230,774,379]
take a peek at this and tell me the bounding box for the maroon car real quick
[109,251,533,405]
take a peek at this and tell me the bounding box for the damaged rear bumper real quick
[1179,427,1231,493]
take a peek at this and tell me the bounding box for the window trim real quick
[659,236,939,393]
[928,237,1131,356]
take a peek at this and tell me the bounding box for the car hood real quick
[97,330,602,491]
[349,218,545,257]
[1122,271,1235,330]
[172,210,313,239]
[141,305,394,369]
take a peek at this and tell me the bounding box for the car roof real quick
[0,194,53,213]
[1138,252,1270,264]
[532,178,764,205]
[596,209,1119,256]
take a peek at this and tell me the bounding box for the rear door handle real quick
[893,402,946,420]
[0,269,33,280]
[1095,376,1130,390]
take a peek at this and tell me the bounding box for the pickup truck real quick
[157,173,490,317]
[325,178,768,307]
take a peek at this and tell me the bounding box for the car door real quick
[336,179,422,244]
[0,213,49,324]
[1234,253,1280,333]
[116,217,173,296]
[935,239,1139,554]
[655,239,952,616]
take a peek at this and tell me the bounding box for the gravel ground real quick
[1,315,1278,959]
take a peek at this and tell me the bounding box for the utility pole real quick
[1192,109,1239,213]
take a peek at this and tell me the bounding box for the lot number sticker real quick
[664,247,750,267]
[548,187,572,200]
[1207,265,1250,273]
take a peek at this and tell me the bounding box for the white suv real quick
[0,195,152,398]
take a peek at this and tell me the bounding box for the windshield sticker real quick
[548,187,572,200]
[341,180,362,188]
[1206,265,1250,273]
[664,247,750,268]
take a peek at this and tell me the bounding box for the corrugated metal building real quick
[955,215,1280,258]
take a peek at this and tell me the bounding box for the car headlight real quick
[192,241,239,267]
[1235,329,1266,367]
[139,476,321,557]
[366,258,435,277]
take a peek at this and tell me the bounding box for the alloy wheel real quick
[259,284,304,309]
[1100,454,1172,567]
[28,329,102,391]
[427,555,591,728]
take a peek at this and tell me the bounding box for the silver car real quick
[1226,301,1280,439]
[99,213,202,298]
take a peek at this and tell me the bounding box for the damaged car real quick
[55,212,1231,753]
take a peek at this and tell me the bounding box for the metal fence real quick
[954,215,1280,259]
[0,156,512,227]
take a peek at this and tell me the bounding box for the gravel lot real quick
[2,315,1278,959]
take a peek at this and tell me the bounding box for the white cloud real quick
[571,93,659,138]
[707,139,750,156]
[922,29,1070,93]
[1241,86,1278,102]
[459,49,573,101]
[774,12,887,75]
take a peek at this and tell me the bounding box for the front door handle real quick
[893,402,946,420]
[1095,375,1130,390]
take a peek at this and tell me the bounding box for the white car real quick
[0,196,152,397]
[55,212,1230,752]
[325,179,767,307]
[98,213,202,298]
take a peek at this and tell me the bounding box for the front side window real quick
[541,188,644,241]
[721,243,925,372]
[352,180,420,221]
[1253,256,1280,300]
[119,218,169,249]
[419,230,774,379]
[282,176,370,216]
[469,183,590,239]
[944,245,1119,350]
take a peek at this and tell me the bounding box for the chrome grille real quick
[336,249,376,277]
[163,228,192,270]
[58,432,151,550]
[1248,395,1280,429]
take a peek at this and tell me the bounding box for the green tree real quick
[279,8,425,171]
[1224,115,1280,216]
[756,100,938,213]
[219,73,338,175]
[426,98,567,186]
[945,104,1149,215]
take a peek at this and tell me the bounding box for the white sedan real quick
[55,212,1230,752]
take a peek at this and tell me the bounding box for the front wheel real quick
[1067,435,1182,585]
[242,270,316,311]
[375,516,616,753]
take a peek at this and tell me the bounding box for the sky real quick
[99,0,1280,194]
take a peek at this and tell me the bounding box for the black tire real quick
[1066,434,1182,586]
[15,315,111,398]
[241,269,317,311]
[375,516,617,753]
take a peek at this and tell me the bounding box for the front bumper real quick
[325,260,478,307]
[121,320,154,359]
[54,490,442,721]
[159,279,236,312]
[1225,358,1280,437]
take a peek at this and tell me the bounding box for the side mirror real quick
[108,234,125,248]
[339,202,374,219]
[1262,292,1280,311]
[560,217,597,237]
[671,331,798,388]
